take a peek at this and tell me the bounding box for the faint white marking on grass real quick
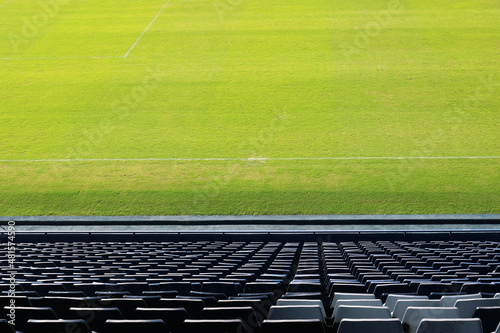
[1,156,499,162]
[0,0,14,9]
[0,55,124,60]
[124,0,172,57]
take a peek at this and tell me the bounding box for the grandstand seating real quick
[1,237,500,332]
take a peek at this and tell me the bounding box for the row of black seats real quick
[0,240,499,332]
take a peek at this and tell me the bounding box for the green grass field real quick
[0,0,498,216]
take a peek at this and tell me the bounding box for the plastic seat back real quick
[268,305,325,322]
[414,318,482,333]
[385,295,428,313]
[276,299,326,318]
[330,292,375,308]
[102,319,169,333]
[261,319,326,333]
[440,293,482,307]
[455,298,500,317]
[393,299,441,319]
[402,307,459,333]
[338,318,403,333]
[333,299,383,318]
[24,319,92,333]
[333,305,391,327]
[472,306,500,333]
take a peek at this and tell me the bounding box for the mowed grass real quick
[0,0,498,215]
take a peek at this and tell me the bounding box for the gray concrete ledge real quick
[0,214,499,225]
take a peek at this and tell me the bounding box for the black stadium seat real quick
[102,319,170,333]
[24,319,93,333]
[3,307,58,332]
[134,307,187,333]
[68,307,124,332]
[1,236,500,333]
[98,298,148,318]
[183,319,249,333]
[0,319,15,333]
[473,306,500,333]
[158,298,205,318]
[261,319,326,333]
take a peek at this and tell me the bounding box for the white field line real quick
[0,56,124,60]
[0,0,174,60]
[124,0,172,57]
[0,0,13,9]
[0,156,499,163]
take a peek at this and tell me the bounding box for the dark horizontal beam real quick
[2,229,500,243]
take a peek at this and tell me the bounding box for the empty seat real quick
[287,281,323,293]
[330,292,376,309]
[328,283,367,294]
[393,299,441,319]
[461,283,500,294]
[0,319,15,333]
[30,283,67,296]
[337,318,404,333]
[202,306,261,332]
[98,298,148,318]
[134,307,187,333]
[201,282,241,297]
[183,319,248,333]
[177,295,217,307]
[124,295,162,307]
[116,282,151,295]
[143,291,178,298]
[385,295,428,313]
[190,290,227,300]
[333,305,392,329]
[102,319,169,333]
[215,299,270,316]
[68,307,124,331]
[472,306,500,333]
[0,296,32,308]
[276,299,327,318]
[268,305,325,323]
[417,283,458,296]
[29,296,89,318]
[3,307,58,332]
[333,299,384,319]
[374,283,411,299]
[73,283,116,296]
[414,318,483,333]
[47,291,87,297]
[24,319,92,333]
[281,292,323,301]
[261,319,326,333]
[454,298,500,317]
[156,282,194,296]
[440,293,482,307]
[244,282,284,296]
[158,298,205,318]
[402,307,460,333]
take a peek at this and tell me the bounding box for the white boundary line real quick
[0,56,124,60]
[124,0,172,57]
[0,0,13,9]
[0,156,499,162]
